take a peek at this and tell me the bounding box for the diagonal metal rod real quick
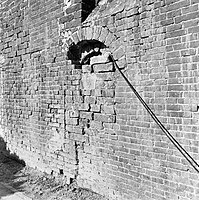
[109,54,199,173]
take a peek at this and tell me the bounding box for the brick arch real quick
[71,26,115,47]
[66,26,125,62]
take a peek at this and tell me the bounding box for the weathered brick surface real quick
[0,0,81,183]
[75,0,199,200]
[1,0,199,200]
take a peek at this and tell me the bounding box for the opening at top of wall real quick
[82,0,98,22]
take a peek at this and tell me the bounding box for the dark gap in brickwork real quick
[74,141,79,181]
[82,0,98,22]
[67,40,107,65]
[59,169,64,175]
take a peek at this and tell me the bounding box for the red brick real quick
[175,11,199,24]
[79,111,92,119]
[94,113,116,123]
[188,26,199,34]
[166,30,186,39]
[93,63,114,73]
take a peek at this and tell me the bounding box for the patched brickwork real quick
[1,0,199,200]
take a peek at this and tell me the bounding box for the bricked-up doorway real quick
[65,37,117,196]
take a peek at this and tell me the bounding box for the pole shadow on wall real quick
[0,136,26,198]
[67,39,107,66]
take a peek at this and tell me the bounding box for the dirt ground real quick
[0,152,108,200]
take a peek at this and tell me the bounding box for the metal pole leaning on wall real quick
[108,54,199,173]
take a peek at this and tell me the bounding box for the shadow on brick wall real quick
[0,136,26,192]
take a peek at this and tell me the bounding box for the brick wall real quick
[0,0,82,182]
[1,0,199,199]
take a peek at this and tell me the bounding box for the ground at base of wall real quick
[0,153,108,200]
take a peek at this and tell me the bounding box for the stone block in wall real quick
[80,111,93,119]
[85,96,96,104]
[79,118,89,127]
[113,47,125,60]
[101,89,115,97]
[93,63,114,73]
[94,113,116,123]
[90,121,104,130]
[90,104,101,112]
[102,105,115,114]
[81,74,97,90]
[66,125,83,134]
[67,118,78,125]
[69,133,86,143]
[78,103,89,111]
[98,28,109,43]
[96,72,114,81]
[90,53,110,65]
[93,89,102,97]
[82,65,92,73]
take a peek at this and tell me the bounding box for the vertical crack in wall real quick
[74,141,80,181]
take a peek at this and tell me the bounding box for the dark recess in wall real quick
[82,0,98,22]
[67,39,107,64]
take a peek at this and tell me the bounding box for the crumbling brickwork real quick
[1,0,199,199]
